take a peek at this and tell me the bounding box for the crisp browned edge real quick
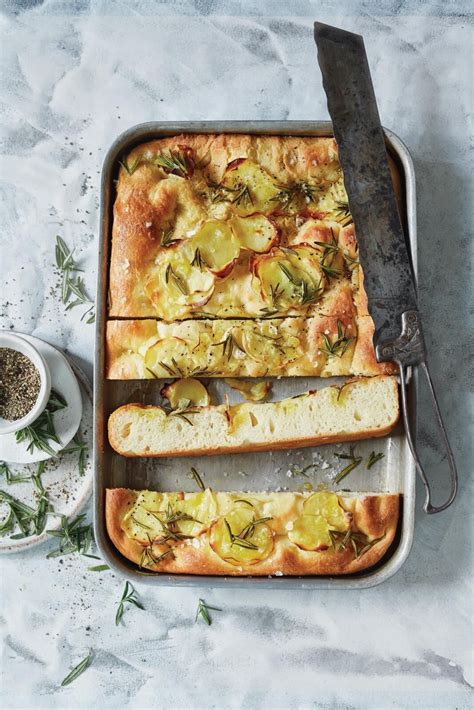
[105,489,400,576]
[107,375,400,458]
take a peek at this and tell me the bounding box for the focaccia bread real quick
[106,488,400,576]
[106,315,395,379]
[108,375,399,458]
[109,134,373,321]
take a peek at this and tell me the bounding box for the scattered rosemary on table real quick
[15,390,67,456]
[287,463,319,478]
[62,432,89,476]
[55,236,95,323]
[195,598,221,626]
[334,445,363,484]
[115,581,144,626]
[46,513,97,559]
[61,651,93,687]
[0,488,49,538]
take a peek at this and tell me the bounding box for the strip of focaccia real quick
[106,315,395,379]
[106,488,400,576]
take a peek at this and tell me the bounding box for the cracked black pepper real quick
[0,347,41,421]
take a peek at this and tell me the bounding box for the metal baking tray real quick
[94,121,417,588]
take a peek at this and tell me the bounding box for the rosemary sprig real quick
[191,248,210,270]
[271,181,319,210]
[223,514,272,550]
[46,513,97,559]
[334,445,363,484]
[61,651,93,687]
[154,149,192,178]
[320,320,355,358]
[288,463,319,478]
[195,598,221,625]
[0,490,36,538]
[367,451,385,470]
[139,533,175,569]
[0,461,31,484]
[165,265,188,295]
[211,333,244,361]
[15,390,67,456]
[115,581,144,626]
[332,201,353,227]
[329,529,386,559]
[278,263,322,306]
[55,236,95,323]
[62,433,88,476]
[231,182,253,207]
[119,154,142,175]
[161,229,179,247]
[188,467,205,491]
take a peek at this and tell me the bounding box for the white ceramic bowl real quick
[0,332,51,435]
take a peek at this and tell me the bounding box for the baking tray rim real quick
[93,120,417,589]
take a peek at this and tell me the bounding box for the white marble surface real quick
[0,1,472,708]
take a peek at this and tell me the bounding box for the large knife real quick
[314,22,457,513]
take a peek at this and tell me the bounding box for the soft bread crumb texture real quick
[108,375,399,457]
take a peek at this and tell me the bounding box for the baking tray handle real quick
[398,360,458,514]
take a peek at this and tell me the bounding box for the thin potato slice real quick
[161,378,211,408]
[209,508,274,565]
[178,489,218,537]
[189,220,240,277]
[144,337,191,378]
[288,514,333,551]
[253,246,326,312]
[122,492,182,543]
[224,378,272,402]
[230,213,279,253]
[302,491,349,532]
[242,329,303,369]
[145,245,215,320]
[222,159,280,216]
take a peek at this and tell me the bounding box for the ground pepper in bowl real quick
[0,347,41,421]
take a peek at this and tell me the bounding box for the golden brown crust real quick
[105,488,400,576]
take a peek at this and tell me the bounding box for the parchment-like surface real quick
[0,2,472,708]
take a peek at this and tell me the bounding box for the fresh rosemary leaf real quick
[366,451,385,470]
[195,598,221,626]
[188,467,205,491]
[320,320,355,358]
[61,433,88,476]
[15,390,66,456]
[161,229,179,247]
[46,514,95,558]
[155,149,192,178]
[119,155,142,175]
[288,463,319,478]
[334,445,362,484]
[61,651,93,687]
[0,461,31,484]
[55,236,95,323]
[231,182,253,207]
[115,581,144,626]
[88,564,110,572]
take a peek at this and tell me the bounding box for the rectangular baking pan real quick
[94,121,417,588]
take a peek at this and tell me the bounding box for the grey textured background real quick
[0,1,472,708]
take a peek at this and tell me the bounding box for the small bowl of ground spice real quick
[0,332,52,436]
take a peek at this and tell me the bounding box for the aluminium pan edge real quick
[94,121,416,589]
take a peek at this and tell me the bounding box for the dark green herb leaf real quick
[61,651,93,687]
[115,581,144,626]
[366,451,385,470]
[195,598,221,626]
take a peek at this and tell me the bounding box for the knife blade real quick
[314,22,419,354]
[313,21,457,514]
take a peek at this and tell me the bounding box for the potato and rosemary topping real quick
[161,378,211,409]
[114,488,394,573]
[224,379,272,402]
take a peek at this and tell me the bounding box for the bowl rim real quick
[0,332,52,435]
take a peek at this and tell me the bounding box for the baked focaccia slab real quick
[109,134,370,320]
[106,488,400,576]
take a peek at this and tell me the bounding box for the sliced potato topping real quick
[161,377,211,409]
[222,159,280,216]
[209,507,274,566]
[122,491,182,543]
[253,246,326,312]
[145,245,215,320]
[224,378,272,402]
[230,213,279,253]
[288,514,333,551]
[242,328,303,369]
[144,337,191,378]
[303,491,349,531]
[289,491,350,551]
[189,220,240,276]
[177,489,217,537]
